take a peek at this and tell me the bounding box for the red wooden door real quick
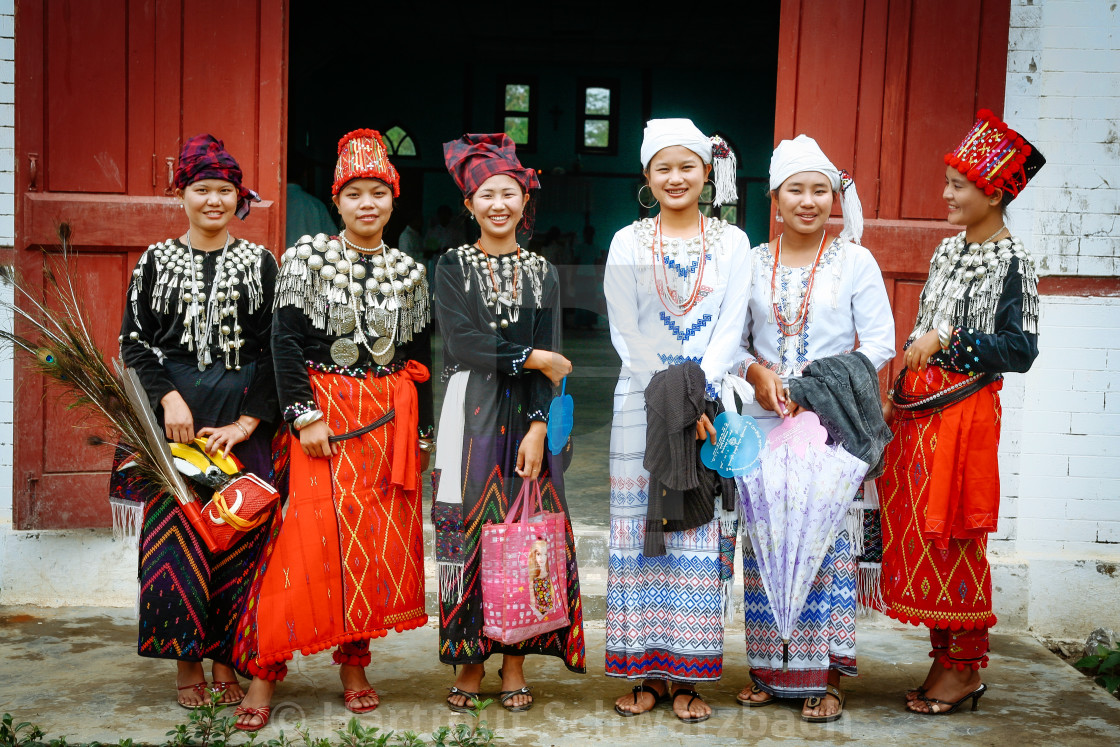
[13,0,288,529]
[774,0,1011,386]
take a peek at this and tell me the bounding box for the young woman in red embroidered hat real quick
[114,134,280,710]
[879,109,1045,715]
[432,133,586,714]
[231,129,434,730]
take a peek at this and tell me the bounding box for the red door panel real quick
[776,0,1011,385]
[44,0,129,194]
[14,0,288,530]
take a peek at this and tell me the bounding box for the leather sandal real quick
[736,684,776,708]
[210,680,243,705]
[614,683,669,717]
[176,681,210,710]
[233,705,271,732]
[446,687,482,714]
[500,685,533,712]
[803,684,845,723]
[911,683,987,715]
[343,688,380,714]
[671,688,710,724]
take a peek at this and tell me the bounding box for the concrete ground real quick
[2,606,1119,746]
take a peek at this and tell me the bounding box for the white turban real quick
[640,118,712,167]
[769,134,839,191]
[769,134,864,244]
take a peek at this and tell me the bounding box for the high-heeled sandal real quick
[911,683,987,715]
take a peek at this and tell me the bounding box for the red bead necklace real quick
[652,214,707,317]
[770,231,829,337]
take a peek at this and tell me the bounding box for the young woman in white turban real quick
[735,135,894,722]
[604,118,751,723]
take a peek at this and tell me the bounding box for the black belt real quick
[327,409,396,442]
[889,369,995,416]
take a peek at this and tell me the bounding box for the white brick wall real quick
[0,0,13,524]
[1006,0,1120,277]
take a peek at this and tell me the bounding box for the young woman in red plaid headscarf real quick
[114,134,280,710]
[230,129,433,730]
[432,133,586,713]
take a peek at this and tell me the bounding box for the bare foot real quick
[737,683,774,705]
[499,655,532,710]
[614,679,667,715]
[447,662,485,710]
[907,668,982,714]
[176,660,209,708]
[235,677,275,730]
[211,662,244,704]
[671,684,711,722]
[340,664,379,712]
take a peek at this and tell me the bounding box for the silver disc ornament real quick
[330,337,360,367]
[370,336,395,366]
[333,306,357,334]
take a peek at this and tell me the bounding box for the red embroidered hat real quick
[174,134,261,219]
[332,129,400,196]
[945,109,1045,200]
[442,133,541,197]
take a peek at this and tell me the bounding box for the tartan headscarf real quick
[442,133,541,197]
[173,134,261,220]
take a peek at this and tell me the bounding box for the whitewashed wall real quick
[0,0,14,532]
[996,0,1120,636]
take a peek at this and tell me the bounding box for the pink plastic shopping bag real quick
[480,478,570,644]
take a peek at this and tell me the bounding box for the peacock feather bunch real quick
[0,224,198,540]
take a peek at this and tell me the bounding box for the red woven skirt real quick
[236,368,427,676]
[878,366,1001,630]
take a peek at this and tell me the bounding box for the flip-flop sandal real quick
[802,684,845,723]
[446,687,482,714]
[614,683,669,717]
[343,688,380,714]
[211,680,244,705]
[500,686,533,712]
[233,705,271,732]
[736,684,776,708]
[176,681,210,710]
[672,688,710,724]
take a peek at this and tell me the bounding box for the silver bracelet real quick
[418,438,435,454]
[232,421,250,439]
[937,320,952,352]
[293,410,324,431]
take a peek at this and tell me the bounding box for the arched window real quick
[384,125,417,157]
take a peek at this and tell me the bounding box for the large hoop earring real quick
[637,184,657,210]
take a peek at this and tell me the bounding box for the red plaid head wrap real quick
[945,109,1045,200]
[173,134,261,220]
[442,133,541,197]
[332,129,400,197]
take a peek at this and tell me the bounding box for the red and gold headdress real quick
[332,129,400,196]
[945,109,1045,200]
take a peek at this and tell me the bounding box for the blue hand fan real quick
[700,410,764,477]
[547,377,574,455]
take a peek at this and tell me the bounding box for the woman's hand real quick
[161,391,195,443]
[695,413,717,444]
[745,363,789,416]
[198,416,259,459]
[516,422,548,479]
[526,349,573,386]
[882,399,894,422]
[299,420,338,458]
[904,331,941,373]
